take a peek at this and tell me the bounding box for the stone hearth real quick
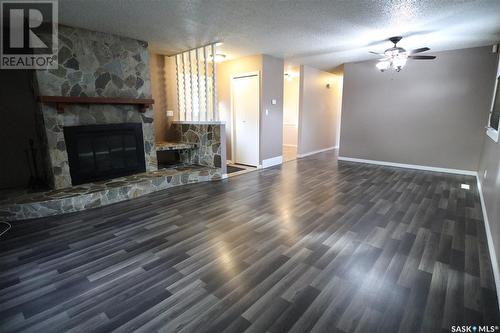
[0,165,222,221]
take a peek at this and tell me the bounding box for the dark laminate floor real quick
[0,151,499,333]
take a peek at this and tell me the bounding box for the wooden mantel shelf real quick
[37,96,154,114]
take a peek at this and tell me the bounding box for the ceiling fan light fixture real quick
[392,55,407,70]
[384,47,405,58]
[376,60,391,72]
[370,36,434,73]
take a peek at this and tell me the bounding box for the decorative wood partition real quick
[174,42,219,122]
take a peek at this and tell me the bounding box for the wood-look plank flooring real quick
[283,146,297,162]
[0,151,499,333]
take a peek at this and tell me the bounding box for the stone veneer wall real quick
[174,124,225,169]
[35,25,157,189]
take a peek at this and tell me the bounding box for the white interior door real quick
[232,74,259,166]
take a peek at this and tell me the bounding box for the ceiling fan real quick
[370,36,436,72]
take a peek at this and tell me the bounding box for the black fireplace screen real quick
[64,123,146,185]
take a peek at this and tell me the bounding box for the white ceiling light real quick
[209,53,226,63]
[375,54,408,72]
[392,54,408,72]
[284,71,299,80]
[376,60,391,72]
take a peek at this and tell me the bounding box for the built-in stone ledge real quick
[156,141,197,151]
[172,120,226,125]
[0,165,222,221]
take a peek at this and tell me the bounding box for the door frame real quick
[230,71,261,167]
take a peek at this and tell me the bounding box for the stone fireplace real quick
[34,25,157,189]
[0,25,225,221]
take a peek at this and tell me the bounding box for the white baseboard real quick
[476,177,500,312]
[298,146,336,158]
[262,156,283,168]
[283,144,298,148]
[337,156,478,176]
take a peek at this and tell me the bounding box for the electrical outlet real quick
[166,110,174,117]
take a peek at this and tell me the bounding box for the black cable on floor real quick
[0,221,11,238]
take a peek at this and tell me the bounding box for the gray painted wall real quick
[261,55,284,161]
[339,46,497,171]
[478,53,500,296]
[298,65,342,155]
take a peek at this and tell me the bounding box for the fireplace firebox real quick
[64,123,146,185]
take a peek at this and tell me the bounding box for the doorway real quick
[283,64,300,162]
[231,73,260,167]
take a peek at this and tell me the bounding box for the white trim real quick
[337,156,478,176]
[283,122,298,127]
[486,127,499,143]
[262,156,283,168]
[298,146,336,158]
[283,144,297,148]
[476,177,500,312]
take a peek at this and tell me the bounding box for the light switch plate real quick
[271,99,277,105]
[166,110,174,117]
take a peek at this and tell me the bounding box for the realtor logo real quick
[1,0,58,69]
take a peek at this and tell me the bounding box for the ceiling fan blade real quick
[409,47,430,54]
[369,51,383,55]
[408,55,436,60]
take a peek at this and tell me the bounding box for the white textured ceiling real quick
[59,0,500,71]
